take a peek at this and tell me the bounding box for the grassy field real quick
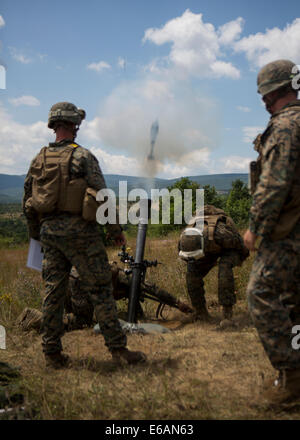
[0,235,300,420]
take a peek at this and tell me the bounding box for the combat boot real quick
[193,305,213,323]
[111,347,147,365]
[217,305,236,330]
[222,305,233,320]
[45,352,70,369]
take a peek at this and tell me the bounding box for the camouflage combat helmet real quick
[178,227,205,261]
[48,102,86,129]
[257,59,299,96]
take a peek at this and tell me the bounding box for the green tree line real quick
[144,177,251,236]
[0,178,252,245]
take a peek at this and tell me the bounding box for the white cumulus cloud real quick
[9,95,40,107]
[0,101,256,179]
[90,146,141,176]
[141,80,174,101]
[117,57,126,70]
[234,18,300,67]
[219,155,253,173]
[218,17,244,45]
[0,15,5,28]
[210,61,240,79]
[243,126,265,144]
[237,105,251,112]
[9,47,32,64]
[87,61,111,73]
[143,9,241,79]
[0,103,51,174]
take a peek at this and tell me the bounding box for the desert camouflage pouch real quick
[203,214,223,253]
[82,187,99,222]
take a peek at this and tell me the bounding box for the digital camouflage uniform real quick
[247,99,300,371]
[65,263,145,328]
[65,261,193,326]
[64,266,95,329]
[16,260,193,333]
[23,139,127,355]
[181,206,249,315]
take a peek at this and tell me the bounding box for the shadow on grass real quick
[69,354,182,375]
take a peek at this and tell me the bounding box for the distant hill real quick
[164,174,248,192]
[0,172,248,203]
[0,174,27,191]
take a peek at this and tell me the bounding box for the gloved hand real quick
[113,232,127,247]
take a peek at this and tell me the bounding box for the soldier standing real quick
[244,60,300,403]
[23,102,146,368]
[178,205,249,324]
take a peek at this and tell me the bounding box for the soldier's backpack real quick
[179,205,248,261]
[189,205,228,254]
[25,144,87,215]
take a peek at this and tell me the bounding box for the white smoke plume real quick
[82,78,221,178]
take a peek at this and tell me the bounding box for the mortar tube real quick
[127,199,150,323]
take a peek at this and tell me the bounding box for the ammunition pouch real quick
[64,178,87,214]
[203,215,223,253]
[82,187,99,222]
[249,160,261,196]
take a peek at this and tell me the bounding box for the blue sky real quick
[0,0,299,178]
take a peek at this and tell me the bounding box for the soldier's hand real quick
[113,232,127,247]
[243,229,258,251]
[177,301,193,314]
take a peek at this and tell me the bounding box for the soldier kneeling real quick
[17,263,192,332]
[178,205,249,324]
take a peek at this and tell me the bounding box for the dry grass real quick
[1,237,300,420]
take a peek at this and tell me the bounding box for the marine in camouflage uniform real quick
[244,60,300,402]
[64,266,95,329]
[65,262,193,328]
[17,260,193,333]
[65,264,146,328]
[23,102,146,368]
[179,205,249,322]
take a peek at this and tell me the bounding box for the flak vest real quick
[251,105,300,241]
[25,143,87,216]
[188,209,229,253]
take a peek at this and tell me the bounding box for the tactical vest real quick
[25,144,87,215]
[188,207,228,253]
[271,153,300,240]
[251,103,300,240]
[271,125,300,240]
